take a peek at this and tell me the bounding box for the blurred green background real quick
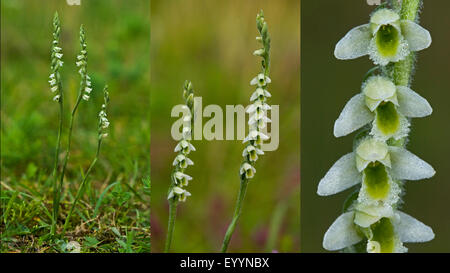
[151,0,300,252]
[301,0,450,252]
[1,0,150,252]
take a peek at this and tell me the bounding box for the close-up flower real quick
[323,209,434,253]
[334,8,431,65]
[317,137,435,197]
[334,75,432,140]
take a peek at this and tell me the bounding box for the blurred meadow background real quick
[301,0,450,252]
[151,0,300,252]
[1,0,150,252]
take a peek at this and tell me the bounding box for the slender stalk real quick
[221,177,249,252]
[53,93,83,232]
[393,0,421,86]
[164,198,178,252]
[51,79,64,236]
[62,138,102,234]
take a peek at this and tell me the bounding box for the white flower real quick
[76,61,84,67]
[253,48,265,57]
[182,126,191,139]
[167,186,191,202]
[174,140,196,154]
[334,76,432,140]
[323,210,434,252]
[243,130,269,145]
[51,86,58,93]
[242,145,264,162]
[250,87,271,101]
[173,171,192,187]
[49,73,55,79]
[248,114,271,129]
[49,79,56,86]
[82,94,90,101]
[240,162,256,179]
[53,95,60,101]
[317,138,435,196]
[101,119,110,129]
[101,133,108,138]
[55,53,63,59]
[85,86,92,93]
[173,154,194,169]
[77,54,84,60]
[250,73,271,87]
[246,100,271,114]
[334,8,431,65]
[355,137,391,171]
[53,46,62,52]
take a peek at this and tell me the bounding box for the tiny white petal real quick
[173,186,184,195]
[400,20,432,52]
[323,212,363,251]
[354,204,394,228]
[334,24,371,60]
[334,93,374,137]
[393,211,434,243]
[370,9,400,27]
[389,146,435,181]
[317,152,362,196]
[396,86,432,117]
[250,76,259,86]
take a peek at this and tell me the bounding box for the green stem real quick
[52,92,83,235]
[62,138,102,234]
[221,177,249,253]
[164,198,178,252]
[51,76,64,236]
[393,0,421,87]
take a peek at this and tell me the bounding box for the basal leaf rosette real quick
[334,76,432,141]
[334,8,431,65]
[322,206,434,253]
[317,137,435,205]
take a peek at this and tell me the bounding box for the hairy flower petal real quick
[334,94,374,137]
[396,86,432,117]
[400,20,432,52]
[318,153,362,196]
[389,147,435,181]
[323,212,363,251]
[393,211,435,243]
[334,24,372,60]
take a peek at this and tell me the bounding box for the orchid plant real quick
[318,0,435,253]
[165,81,196,252]
[221,10,272,253]
[48,12,109,236]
